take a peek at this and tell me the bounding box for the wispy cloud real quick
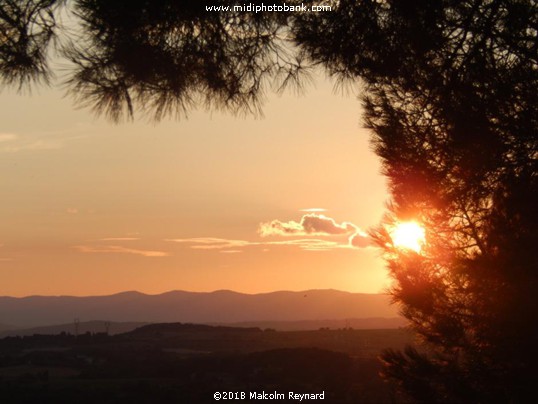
[1,138,63,153]
[0,243,13,261]
[0,131,85,153]
[266,238,343,251]
[74,245,169,257]
[259,213,357,237]
[259,213,373,249]
[100,237,140,241]
[0,133,18,142]
[168,214,373,253]
[299,208,327,213]
[168,237,349,252]
[166,238,250,250]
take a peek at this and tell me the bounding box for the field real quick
[0,324,415,403]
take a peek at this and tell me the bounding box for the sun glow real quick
[391,221,425,253]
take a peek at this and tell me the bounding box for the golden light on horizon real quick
[391,221,425,253]
[0,67,389,296]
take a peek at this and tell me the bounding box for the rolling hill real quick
[0,289,399,328]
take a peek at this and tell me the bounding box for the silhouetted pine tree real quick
[294,1,538,402]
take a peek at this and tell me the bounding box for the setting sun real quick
[391,221,425,252]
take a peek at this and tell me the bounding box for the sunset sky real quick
[0,72,390,297]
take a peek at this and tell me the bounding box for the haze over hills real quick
[0,318,408,338]
[0,289,399,328]
[0,321,149,338]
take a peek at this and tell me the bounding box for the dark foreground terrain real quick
[0,324,414,403]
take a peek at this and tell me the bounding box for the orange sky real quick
[0,72,390,297]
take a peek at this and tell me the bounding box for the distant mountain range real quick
[0,289,400,329]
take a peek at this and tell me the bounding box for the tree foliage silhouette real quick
[294,1,537,402]
[1,0,308,121]
[0,0,64,87]
[2,1,537,402]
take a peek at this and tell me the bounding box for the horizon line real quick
[0,288,389,299]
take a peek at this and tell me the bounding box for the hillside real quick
[0,289,399,327]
